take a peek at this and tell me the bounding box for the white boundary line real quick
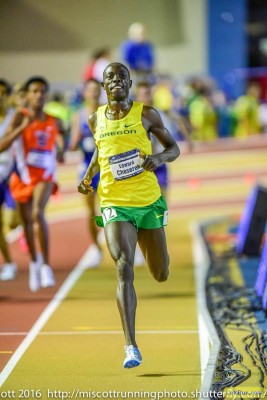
[0,330,198,336]
[0,245,93,387]
[190,222,220,400]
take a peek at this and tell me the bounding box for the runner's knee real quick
[116,255,134,284]
[154,267,169,282]
[32,208,44,223]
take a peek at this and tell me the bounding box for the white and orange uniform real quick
[10,110,59,202]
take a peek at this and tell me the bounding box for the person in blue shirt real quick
[120,22,154,80]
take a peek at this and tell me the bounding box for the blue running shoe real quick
[123,345,142,368]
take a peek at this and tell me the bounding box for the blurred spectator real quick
[0,79,17,280]
[259,93,267,134]
[233,82,261,138]
[10,83,26,109]
[82,48,112,104]
[44,92,71,130]
[188,80,218,142]
[135,81,168,201]
[152,80,192,145]
[82,47,112,83]
[69,79,102,268]
[212,90,235,138]
[135,81,191,200]
[4,83,28,252]
[120,22,155,80]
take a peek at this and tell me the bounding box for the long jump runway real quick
[0,138,266,398]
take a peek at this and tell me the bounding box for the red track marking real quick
[205,233,237,243]
[0,217,91,371]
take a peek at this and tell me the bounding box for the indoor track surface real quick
[0,136,267,399]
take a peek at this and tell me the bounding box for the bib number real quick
[102,207,117,226]
[109,148,143,181]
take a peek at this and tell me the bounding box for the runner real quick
[0,79,17,280]
[78,63,180,368]
[0,76,65,291]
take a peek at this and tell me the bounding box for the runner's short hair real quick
[23,76,49,92]
[0,79,12,95]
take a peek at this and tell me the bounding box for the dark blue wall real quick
[208,0,247,99]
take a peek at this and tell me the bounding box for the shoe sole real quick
[0,271,17,281]
[29,281,41,292]
[41,281,55,288]
[0,276,17,281]
[124,359,142,368]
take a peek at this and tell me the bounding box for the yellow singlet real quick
[94,101,161,207]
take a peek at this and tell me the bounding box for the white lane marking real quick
[0,245,94,387]
[0,330,198,336]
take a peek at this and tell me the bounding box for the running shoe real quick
[86,244,103,269]
[123,345,142,368]
[0,262,17,281]
[40,264,55,288]
[29,254,42,292]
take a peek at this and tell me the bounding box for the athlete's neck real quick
[106,100,132,119]
[28,107,46,120]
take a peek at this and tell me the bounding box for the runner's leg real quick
[104,221,138,346]
[32,181,54,265]
[0,203,12,263]
[138,227,169,282]
[18,199,36,261]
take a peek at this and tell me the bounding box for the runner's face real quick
[26,82,47,110]
[84,81,101,103]
[136,86,152,106]
[102,65,132,101]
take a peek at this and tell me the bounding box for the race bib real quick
[109,148,144,181]
[102,207,117,226]
[26,149,53,169]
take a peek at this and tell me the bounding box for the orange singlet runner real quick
[10,110,59,203]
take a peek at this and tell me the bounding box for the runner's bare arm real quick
[0,111,30,152]
[77,112,100,194]
[69,113,81,151]
[141,106,180,171]
[55,118,66,163]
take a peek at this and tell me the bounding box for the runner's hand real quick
[139,153,161,172]
[56,148,65,163]
[77,179,94,195]
[17,114,32,131]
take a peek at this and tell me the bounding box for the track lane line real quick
[0,245,93,387]
[0,330,198,336]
